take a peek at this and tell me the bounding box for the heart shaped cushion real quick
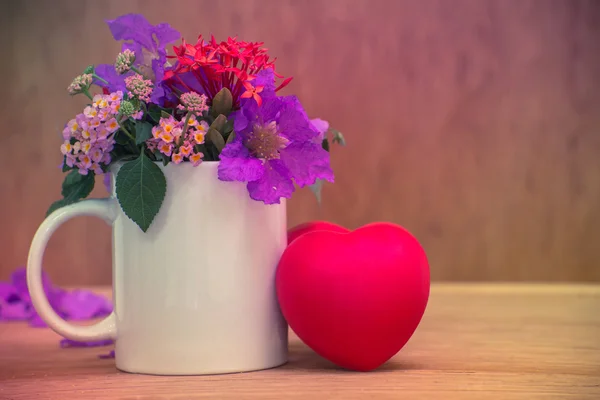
[287,221,350,244]
[277,222,430,371]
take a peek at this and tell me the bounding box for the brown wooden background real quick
[1,0,599,285]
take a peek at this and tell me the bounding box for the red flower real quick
[240,82,264,106]
[163,35,292,109]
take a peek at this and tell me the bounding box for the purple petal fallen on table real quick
[0,282,18,301]
[11,267,53,295]
[2,266,116,353]
[60,289,113,320]
[28,314,48,327]
[0,267,113,327]
[60,338,114,348]
[0,301,29,320]
[98,349,115,359]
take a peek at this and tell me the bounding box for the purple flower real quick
[218,95,334,204]
[94,13,180,104]
[310,118,330,141]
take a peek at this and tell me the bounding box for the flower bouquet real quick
[50,13,345,232]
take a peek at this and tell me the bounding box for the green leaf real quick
[211,88,233,117]
[114,130,130,145]
[210,114,227,132]
[47,199,71,216]
[207,128,225,152]
[110,148,137,164]
[223,118,234,134]
[146,106,161,123]
[46,171,95,216]
[226,130,236,145]
[61,157,71,172]
[209,144,220,161]
[146,105,175,123]
[116,153,167,232]
[135,121,153,145]
[83,65,94,74]
[308,179,324,205]
[148,110,160,123]
[61,170,88,197]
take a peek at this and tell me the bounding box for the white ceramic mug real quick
[27,162,288,375]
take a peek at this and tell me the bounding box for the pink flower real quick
[179,144,193,157]
[158,142,173,156]
[190,152,204,166]
[98,108,111,121]
[124,73,153,102]
[92,164,103,174]
[191,124,208,145]
[90,147,103,163]
[101,153,111,165]
[146,115,208,166]
[105,118,119,133]
[177,92,208,114]
[84,106,98,119]
[89,118,101,129]
[108,91,123,102]
[96,127,110,140]
[65,154,76,167]
[80,141,92,154]
[60,91,122,175]
[67,119,80,133]
[67,74,92,95]
[78,155,92,172]
[172,152,184,164]
[60,141,73,155]
[115,49,136,74]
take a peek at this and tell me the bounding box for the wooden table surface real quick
[1,284,599,399]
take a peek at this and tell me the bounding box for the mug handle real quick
[27,198,118,342]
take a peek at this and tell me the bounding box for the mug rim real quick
[110,159,219,172]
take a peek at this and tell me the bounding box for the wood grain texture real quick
[0,284,599,399]
[2,0,600,284]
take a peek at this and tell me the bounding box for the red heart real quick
[287,221,349,245]
[276,222,430,371]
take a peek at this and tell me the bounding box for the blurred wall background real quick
[1,0,599,285]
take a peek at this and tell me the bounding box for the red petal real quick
[275,76,293,92]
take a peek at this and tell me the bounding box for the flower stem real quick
[81,89,93,101]
[131,66,144,76]
[92,74,109,85]
[118,120,136,142]
[177,111,194,149]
